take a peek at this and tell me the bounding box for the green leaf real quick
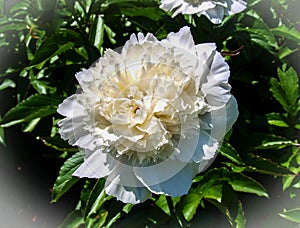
[0,116,6,147]
[235,201,246,228]
[84,179,107,219]
[255,140,295,150]
[120,7,163,21]
[279,208,300,223]
[244,153,292,175]
[39,135,78,152]
[90,15,105,50]
[0,79,16,91]
[282,175,296,191]
[0,94,64,127]
[58,210,84,228]
[266,113,289,128]
[30,37,75,66]
[239,18,278,53]
[181,192,202,221]
[155,195,171,216]
[270,65,299,114]
[51,152,83,202]
[228,173,269,198]
[272,25,300,44]
[219,142,244,165]
[278,65,299,108]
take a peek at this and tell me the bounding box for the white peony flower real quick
[160,0,247,24]
[57,26,238,204]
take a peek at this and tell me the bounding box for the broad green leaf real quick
[155,195,171,215]
[219,142,244,165]
[30,37,75,66]
[244,154,292,175]
[235,201,246,228]
[90,15,105,50]
[238,18,278,53]
[228,173,269,198]
[120,7,163,21]
[272,25,300,44]
[0,94,64,127]
[207,199,234,226]
[203,182,223,203]
[0,19,26,33]
[278,65,299,108]
[279,208,300,223]
[51,152,83,202]
[84,179,107,219]
[270,65,299,114]
[266,113,289,128]
[282,175,296,191]
[278,46,298,59]
[22,118,41,132]
[255,140,295,150]
[181,192,202,221]
[58,210,84,228]
[0,79,16,91]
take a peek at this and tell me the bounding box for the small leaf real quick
[181,192,202,221]
[155,195,170,216]
[219,142,244,165]
[51,152,83,202]
[266,113,289,128]
[272,25,300,44]
[282,175,296,191]
[0,116,6,146]
[0,94,64,127]
[244,154,292,175]
[30,37,75,66]
[255,140,295,150]
[84,179,107,219]
[279,208,300,223]
[270,65,299,115]
[235,201,246,228]
[58,210,84,228]
[228,173,269,198]
[0,79,16,91]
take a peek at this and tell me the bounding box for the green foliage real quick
[51,152,83,203]
[1,0,300,227]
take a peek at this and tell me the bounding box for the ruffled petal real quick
[105,162,152,204]
[73,150,114,178]
[105,181,151,204]
[135,163,195,196]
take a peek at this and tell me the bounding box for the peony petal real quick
[57,94,85,118]
[105,162,152,203]
[73,150,115,178]
[135,163,195,196]
[163,26,196,55]
[230,0,247,14]
[105,181,151,204]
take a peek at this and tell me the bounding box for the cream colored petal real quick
[73,150,115,178]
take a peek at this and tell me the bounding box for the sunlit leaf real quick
[0,79,16,91]
[272,25,300,44]
[0,94,64,127]
[58,210,84,228]
[235,201,246,228]
[51,152,83,202]
[228,173,269,198]
[266,113,289,128]
[181,192,202,221]
[219,142,244,165]
[279,208,300,223]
